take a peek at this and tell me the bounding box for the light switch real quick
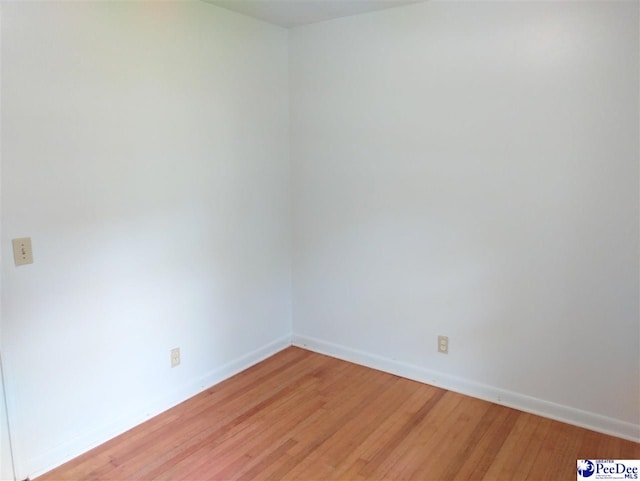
[12,237,33,266]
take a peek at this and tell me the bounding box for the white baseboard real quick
[25,335,291,481]
[292,334,640,443]
[22,331,639,480]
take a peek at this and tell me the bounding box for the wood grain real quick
[37,347,640,481]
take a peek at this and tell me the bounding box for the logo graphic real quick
[578,460,595,478]
[577,460,640,480]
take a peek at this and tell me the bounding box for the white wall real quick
[290,1,639,439]
[1,2,290,479]
[2,2,638,478]
[0,5,13,478]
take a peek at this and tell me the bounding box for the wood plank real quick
[36,347,640,481]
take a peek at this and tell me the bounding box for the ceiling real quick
[204,0,426,28]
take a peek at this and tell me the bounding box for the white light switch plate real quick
[12,237,33,266]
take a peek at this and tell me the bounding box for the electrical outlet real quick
[12,237,33,266]
[171,347,180,368]
[438,335,448,354]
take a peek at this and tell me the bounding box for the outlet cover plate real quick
[171,347,180,368]
[438,335,448,354]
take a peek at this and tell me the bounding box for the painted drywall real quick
[2,1,638,478]
[290,0,639,437]
[1,2,290,478]
[0,5,13,477]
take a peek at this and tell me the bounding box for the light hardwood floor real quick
[37,347,639,480]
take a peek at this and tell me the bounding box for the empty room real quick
[1,0,638,480]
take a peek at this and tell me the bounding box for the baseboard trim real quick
[23,331,640,480]
[292,334,640,443]
[26,335,291,480]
